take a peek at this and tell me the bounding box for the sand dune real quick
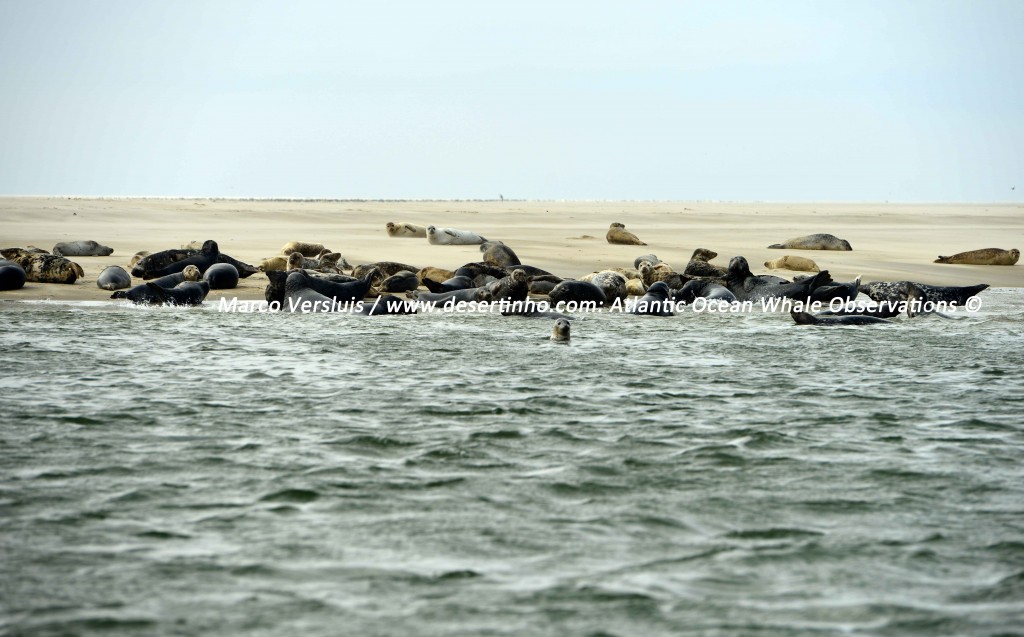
[1,197,1020,302]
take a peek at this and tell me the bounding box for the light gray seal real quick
[52,240,114,257]
[768,233,852,251]
[96,265,132,290]
[550,318,571,342]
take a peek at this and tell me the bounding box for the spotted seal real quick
[638,262,687,289]
[96,265,132,291]
[480,241,521,267]
[386,222,427,238]
[488,269,529,303]
[764,255,820,272]
[934,248,1019,266]
[606,223,646,246]
[52,240,113,257]
[768,233,852,251]
[859,281,989,306]
[352,261,420,280]
[426,225,487,245]
[0,249,84,284]
[586,270,628,303]
[550,318,571,342]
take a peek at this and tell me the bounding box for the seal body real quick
[352,261,420,279]
[423,275,475,294]
[764,255,820,272]
[684,248,727,278]
[588,270,628,303]
[426,226,487,245]
[203,263,240,290]
[386,222,427,238]
[409,288,492,304]
[934,248,1019,265]
[259,256,289,272]
[768,234,852,251]
[96,265,131,290]
[633,254,660,269]
[859,281,989,306]
[281,241,327,257]
[790,310,890,326]
[0,260,27,291]
[128,251,150,268]
[725,256,832,303]
[53,240,113,257]
[488,269,529,303]
[606,223,646,245]
[549,280,606,307]
[550,318,571,342]
[673,279,737,304]
[480,241,521,267]
[111,265,202,301]
[376,270,420,294]
[631,281,675,316]
[0,249,83,284]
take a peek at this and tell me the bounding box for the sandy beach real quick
[1,197,1020,302]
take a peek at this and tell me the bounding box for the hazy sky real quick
[0,0,1021,200]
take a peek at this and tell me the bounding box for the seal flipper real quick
[110,290,127,299]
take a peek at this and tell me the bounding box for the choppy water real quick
[2,290,1023,636]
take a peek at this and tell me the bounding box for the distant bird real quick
[1013,186,1016,191]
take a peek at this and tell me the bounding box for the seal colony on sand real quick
[934,248,1019,266]
[606,223,646,246]
[768,233,853,251]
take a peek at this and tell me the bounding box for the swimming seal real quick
[768,233,852,251]
[934,248,1019,266]
[386,222,427,238]
[480,241,521,267]
[203,263,239,290]
[52,240,113,257]
[426,225,487,245]
[96,265,132,291]
[790,309,891,326]
[550,318,571,342]
[606,223,646,246]
[764,255,820,272]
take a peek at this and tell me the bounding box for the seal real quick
[426,225,487,245]
[386,222,427,238]
[768,233,852,251]
[725,255,832,302]
[203,263,240,290]
[790,309,891,326]
[286,267,379,305]
[625,279,647,296]
[859,281,989,306]
[111,265,202,301]
[145,281,210,306]
[0,249,84,284]
[375,270,420,294]
[281,241,328,257]
[683,248,727,278]
[52,240,113,257]
[284,272,341,313]
[359,294,417,315]
[638,262,687,289]
[488,269,529,303]
[417,267,456,286]
[128,251,150,268]
[633,254,660,269]
[808,275,861,304]
[606,223,646,246]
[352,261,421,279]
[422,275,475,293]
[548,280,606,307]
[259,255,290,272]
[550,318,571,342]
[0,259,27,291]
[934,248,1019,266]
[586,270,628,303]
[480,241,521,267]
[408,288,493,304]
[144,240,220,279]
[96,265,132,291]
[764,255,820,272]
[672,279,737,304]
[631,281,675,316]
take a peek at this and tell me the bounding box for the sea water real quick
[1,290,1023,636]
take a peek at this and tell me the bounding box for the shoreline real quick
[1,197,1021,303]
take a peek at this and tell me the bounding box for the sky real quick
[0,0,1021,201]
